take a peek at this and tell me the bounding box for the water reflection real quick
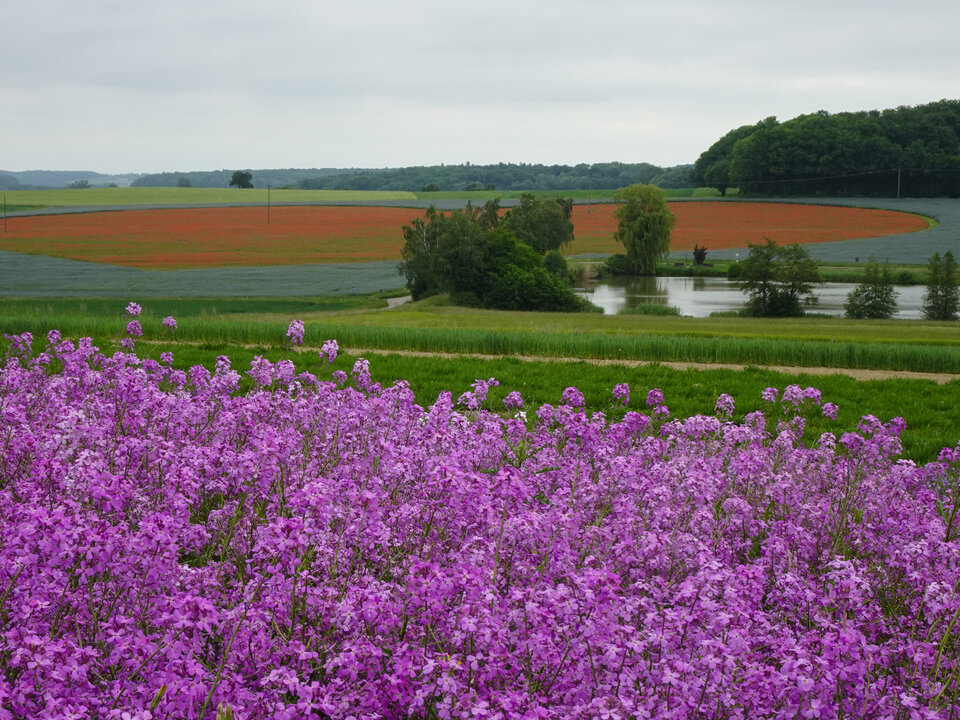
[578,276,926,319]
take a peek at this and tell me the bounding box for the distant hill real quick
[692,98,960,197]
[0,170,141,189]
[131,163,694,191]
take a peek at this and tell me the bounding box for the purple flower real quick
[561,386,585,407]
[822,402,839,419]
[162,315,177,330]
[125,320,142,337]
[761,387,779,403]
[646,388,664,407]
[286,319,305,346]
[503,391,524,409]
[714,393,735,417]
[320,339,339,363]
[125,301,142,317]
[611,383,630,407]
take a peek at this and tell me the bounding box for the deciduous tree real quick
[612,184,676,275]
[738,239,820,316]
[229,170,253,189]
[923,251,959,320]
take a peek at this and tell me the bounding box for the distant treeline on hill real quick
[693,99,960,197]
[129,163,693,192]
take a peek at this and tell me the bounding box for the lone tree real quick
[923,251,960,321]
[844,256,898,319]
[613,184,676,275]
[738,239,820,317]
[229,170,253,189]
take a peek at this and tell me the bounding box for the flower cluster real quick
[162,315,178,330]
[611,382,630,407]
[319,338,338,364]
[285,319,305,346]
[1,334,958,719]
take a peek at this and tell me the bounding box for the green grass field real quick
[2,187,417,207]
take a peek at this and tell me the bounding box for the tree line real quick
[692,99,960,197]
[130,163,693,191]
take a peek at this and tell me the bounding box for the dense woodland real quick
[692,99,960,197]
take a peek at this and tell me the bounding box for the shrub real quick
[844,257,898,319]
[923,251,960,321]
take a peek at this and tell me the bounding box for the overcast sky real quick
[2,0,958,174]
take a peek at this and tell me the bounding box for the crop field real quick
[0,201,930,269]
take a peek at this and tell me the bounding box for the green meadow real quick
[2,187,416,207]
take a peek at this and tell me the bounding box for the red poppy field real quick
[0,202,929,269]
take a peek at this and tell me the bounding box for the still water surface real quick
[579,277,926,319]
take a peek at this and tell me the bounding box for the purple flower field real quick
[1,329,959,719]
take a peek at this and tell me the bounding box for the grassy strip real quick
[2,187,416,207]
[0,296,387,319]
[414,188,731,201]
[336,302,960,346]
[299,323,960,373]
[656,261,931,285]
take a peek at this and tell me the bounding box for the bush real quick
[619,303,681,316]
[601,253,633,276]
[542,249,569,278]
[844,257,898,319]
[923,251,960,321]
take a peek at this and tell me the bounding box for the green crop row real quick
[5,312,959,375]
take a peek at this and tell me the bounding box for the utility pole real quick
[267,185,271,223]
[897,169,902,200]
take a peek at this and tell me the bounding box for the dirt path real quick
[343,347,959,384]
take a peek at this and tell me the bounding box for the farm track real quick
[178,340,954,385]
[345,347,960,384]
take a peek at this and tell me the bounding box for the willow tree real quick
[613,184,676,275]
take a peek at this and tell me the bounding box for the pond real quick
[578,276,927,319]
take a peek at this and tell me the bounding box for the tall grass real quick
[4,311,960,373]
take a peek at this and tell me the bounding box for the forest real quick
[692,99,960,197]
